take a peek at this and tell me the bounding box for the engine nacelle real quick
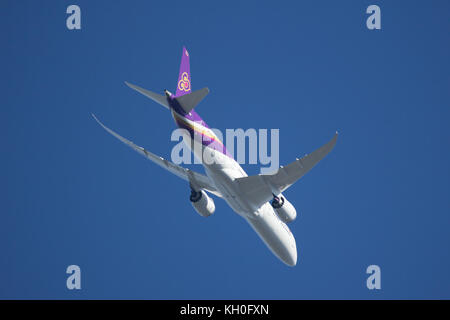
[271,196,297,223]
[190,189,215,217]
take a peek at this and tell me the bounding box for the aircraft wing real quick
[235,133,338,209]
[92,114,222,197]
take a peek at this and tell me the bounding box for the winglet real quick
[91,113,101,126]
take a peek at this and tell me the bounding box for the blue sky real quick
[1,0,449,299]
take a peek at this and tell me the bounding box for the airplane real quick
[93,47,337,266]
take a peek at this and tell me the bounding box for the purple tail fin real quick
[175,47,191,97]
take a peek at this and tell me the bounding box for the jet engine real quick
[190,189,215,217]
[271,196,297,223]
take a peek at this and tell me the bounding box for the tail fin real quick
[175,47,192,97]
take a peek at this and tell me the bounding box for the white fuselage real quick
[185,133,297,266]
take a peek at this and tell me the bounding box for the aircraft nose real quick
[281,240,297,267]
[285,247,297,267]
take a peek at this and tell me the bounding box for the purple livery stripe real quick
[171,109,232,158]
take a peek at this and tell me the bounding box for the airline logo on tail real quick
[178,72,190,92]
[175,47,191,97]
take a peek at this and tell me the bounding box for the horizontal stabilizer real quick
[174,87,209,114]
[125,81,169,109]
[235,133,338,209]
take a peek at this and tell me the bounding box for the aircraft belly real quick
[183,137,297,265]
[246,203,297,266]
[183,138,250,216]
[205,166,251,217]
